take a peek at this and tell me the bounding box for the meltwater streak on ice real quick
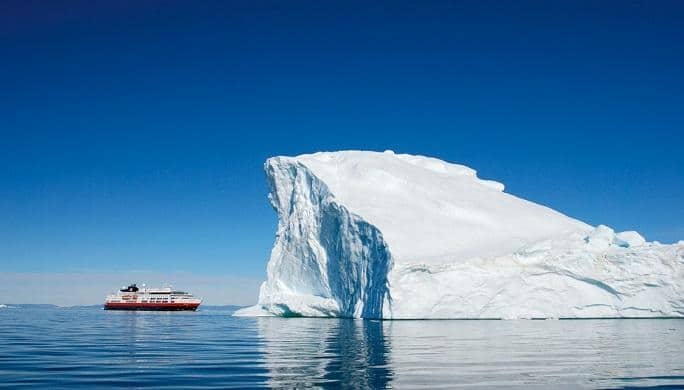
[237,150,684,319]
[1,307,683,389]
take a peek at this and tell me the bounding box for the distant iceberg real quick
[235,151,684,319]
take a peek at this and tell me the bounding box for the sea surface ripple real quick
[0,307,682,389]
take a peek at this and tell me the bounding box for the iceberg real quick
[235,151,684,319]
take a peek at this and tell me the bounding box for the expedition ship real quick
[104,284,202,311]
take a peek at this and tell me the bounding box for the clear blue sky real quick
[1,1,682,304]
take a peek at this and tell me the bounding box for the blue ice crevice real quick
[255,158,393,318]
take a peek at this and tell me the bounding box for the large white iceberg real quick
[236,151,684,319]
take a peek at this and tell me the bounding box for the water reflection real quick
[257,318,392,388]
[256,318,684,389]
[2,308,682,388]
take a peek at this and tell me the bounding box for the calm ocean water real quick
[0,307,682,389]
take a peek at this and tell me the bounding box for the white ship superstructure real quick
[104,284,202,311]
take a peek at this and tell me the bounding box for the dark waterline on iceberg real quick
[0,307,682,389]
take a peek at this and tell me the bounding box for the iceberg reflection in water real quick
[256,318,392,388]
[1,308,682,388]
[256,317,684,389]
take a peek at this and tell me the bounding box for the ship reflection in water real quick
[1,307,683,388]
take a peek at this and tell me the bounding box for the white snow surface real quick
[235,150,684,319]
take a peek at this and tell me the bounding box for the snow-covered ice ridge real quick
[235,150,684,319]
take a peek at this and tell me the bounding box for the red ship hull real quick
[104,302,200,311]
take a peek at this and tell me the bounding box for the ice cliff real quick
[235,151,684,319]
